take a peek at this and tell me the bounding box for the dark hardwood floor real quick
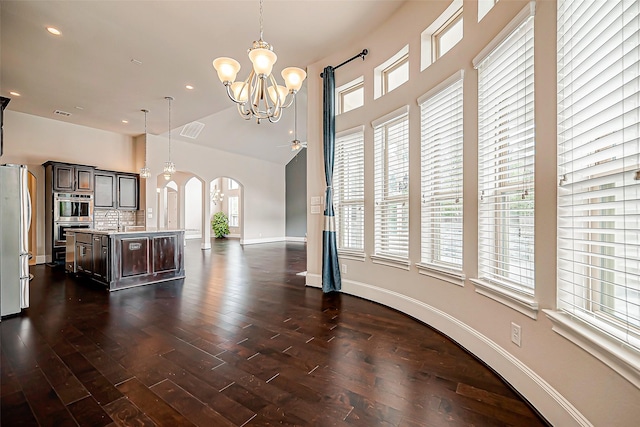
[1,239,547,426]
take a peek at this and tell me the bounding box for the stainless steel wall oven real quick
[54,193,93,222]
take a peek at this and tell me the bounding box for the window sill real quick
[370,254,411,270]
[416,263,465,287]
[544,309,640,389]
[338,250,366,262]
[470,278,538,319]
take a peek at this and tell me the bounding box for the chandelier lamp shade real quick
[139,109,151,179]
[163,96,176,181]
[212,0,307,123]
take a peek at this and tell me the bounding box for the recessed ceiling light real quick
[75,106,84,110]
[122,120,129,124]
[47,27,61,36]
[185,85,194,90]
[9,91,21,97]
[131,58,142,65]
[289,130,294,135]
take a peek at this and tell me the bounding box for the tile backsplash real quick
[94,208,139,230]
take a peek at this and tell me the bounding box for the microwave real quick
[54,193,94,222]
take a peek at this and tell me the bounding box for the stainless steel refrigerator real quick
[0,164,31,317]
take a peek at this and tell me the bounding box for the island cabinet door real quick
[92,235,109,282]
[76,242,93,274]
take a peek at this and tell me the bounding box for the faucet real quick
[105,209,121,231]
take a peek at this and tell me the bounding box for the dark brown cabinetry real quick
[75,232,93,274]
[92,234,109,281]
[48,162,94,192]
[94,171,116,208]
[94,171,138,210]
[117,174,139,210]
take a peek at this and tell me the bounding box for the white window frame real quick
[336,77,364,115]
[228,196,238,227]
[421,0,463,71]
[432,7,463,61]
[374,46,409,99]
[471,2,537,318]
[228,179,239,190]
[417,71,465,287]
[334,126,365,260]
[478,0,499,22]
[548,0,640,388]
[371,106,410,270]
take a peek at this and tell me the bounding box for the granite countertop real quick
[69,228,184,235]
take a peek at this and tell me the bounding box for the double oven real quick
[53,193,94,248]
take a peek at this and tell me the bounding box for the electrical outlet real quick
[511,322,521,347]
[341,264,347,274]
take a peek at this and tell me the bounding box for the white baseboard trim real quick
[35,255,47,265]
[201,242,211,250]
[185,234,202,240]
[286,236,307,243]
[240,237,286,245]
[305,273,591,427]
[229,233,241,238]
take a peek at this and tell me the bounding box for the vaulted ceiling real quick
[1,1,406,164]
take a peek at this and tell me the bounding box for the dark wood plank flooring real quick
[1,239,547,426]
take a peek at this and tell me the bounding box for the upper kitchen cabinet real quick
[44,162,94,192]
[94,171,116,209]
[117,174,139,210]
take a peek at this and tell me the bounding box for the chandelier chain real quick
[259,0,264,40]
[168,97,172,162]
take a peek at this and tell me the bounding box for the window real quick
[337,77,364,114]
[228,179,239,190]
[373,106,410,265]
[474,5,535,294]
[383,54,409,94]
[374,46,409,99]
[421,0,463,71]
[334,127,365,253]
[557,0,640,351]
[418,71,464,279]
[228,196,238,227]
[432,7,463,61]
[478,0,498,22]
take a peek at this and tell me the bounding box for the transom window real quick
[338,78,364,114]
[383,54,409,95]
[433,7,463,61]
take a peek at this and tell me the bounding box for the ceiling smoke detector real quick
[180,121,205,139]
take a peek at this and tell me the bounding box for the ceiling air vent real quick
[180,121,205,139]
[53,109,72,117]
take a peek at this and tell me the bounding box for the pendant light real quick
[212,0,306,124]
[139,109,151,179]
[163,96,176,180]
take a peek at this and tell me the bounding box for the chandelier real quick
[211,188,224,205]
[163,96,175,180]
[139,109,151,179]
[212,0,307,123]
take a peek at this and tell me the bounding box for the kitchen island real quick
[67,229,185,291]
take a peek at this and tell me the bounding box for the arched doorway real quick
[210,177,243,241]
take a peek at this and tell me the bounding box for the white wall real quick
[2,110,137,261]
[3,110,286,259]
[306,1,640,426]
[142,133,284,244]
[184,177,202,238]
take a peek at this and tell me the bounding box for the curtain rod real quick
[320,49,368,78]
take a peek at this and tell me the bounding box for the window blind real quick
[476,11,535,292]
[419,73,464,272]
[374,109,410,259]
[557,0,640,348]
[334,128,365,252]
